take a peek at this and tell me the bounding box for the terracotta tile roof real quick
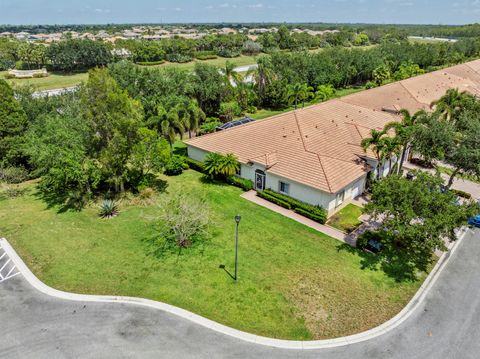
[185,59,480,194]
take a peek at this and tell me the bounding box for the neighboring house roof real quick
[185,59,480,194]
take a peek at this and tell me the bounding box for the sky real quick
[0,0,479,25]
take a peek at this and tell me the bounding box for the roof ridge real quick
[316,154,333,193]
[398,81,430,107]
[464,62,480,77]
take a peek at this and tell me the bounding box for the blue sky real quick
[1,0,479,25]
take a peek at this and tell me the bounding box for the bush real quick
[185,157,205,172]
[166,53,193,63]
[0,166,29,184]
[365,81,377,89]
[257,190,292,209]
[451,188,472,199]
[164,155,188,176]
[217,49,241,58]
[260,189,327,223]
[242,40,263,55]
[194,51,218,60]
[226,176,253,191]
[3,73,15,79]
[136,60,166,66]
[32,72,48,78]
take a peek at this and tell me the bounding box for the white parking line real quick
[0,244,20,283]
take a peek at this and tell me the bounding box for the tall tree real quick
[384,109,427,174]
[286,83,314,109]
[0,79,28,167]
[361,129,387,180]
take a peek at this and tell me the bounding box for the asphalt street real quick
[0,228,479,359]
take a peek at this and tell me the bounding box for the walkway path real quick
[241,190,353,245]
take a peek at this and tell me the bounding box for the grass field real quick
[153,54,259,72]
[1,71,88,91]
[327,204,364,233]
[245,86,366,121]
[0,171,423,340]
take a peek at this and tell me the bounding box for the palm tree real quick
[248,56,275,97]
[430,88,471,122]
[361,129,387,180]
[384,109,427,174]
[203,152,239,179]
[148,105,185,155]
[222,60,241,86]
[287,83,314,109]
[315,84,336,102]
[176,98,206,139]
[380,136,401,176]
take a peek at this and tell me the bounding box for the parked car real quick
[468,215,480,228]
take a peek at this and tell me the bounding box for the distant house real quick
[185,59,480,217]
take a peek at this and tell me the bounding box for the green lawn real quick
[0,171,422,340]
[327,204,364,233]
[244,86,366,121]
[152,55,259,72]
[1,71,88,91]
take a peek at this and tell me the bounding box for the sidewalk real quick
[241,190,356,246]
[403,161,480,199]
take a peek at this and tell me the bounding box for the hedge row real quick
[136,60,166,66]
[260,189,327,224]
[194,51,218,60]
[226,176,254,191]
[184,157,205,172]
[257,190,292,209]
[451,188,472,199]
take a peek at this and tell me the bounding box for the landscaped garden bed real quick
[0,171,424,340]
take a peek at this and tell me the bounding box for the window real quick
[279,181,290,195]
[336,190,345,207]
[236,166,241,176]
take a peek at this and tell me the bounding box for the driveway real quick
[0,228,479,359]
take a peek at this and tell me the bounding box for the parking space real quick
[0,244,20,283]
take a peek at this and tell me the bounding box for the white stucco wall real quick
[187,144,368,217]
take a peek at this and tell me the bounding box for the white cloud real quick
[248,3,264,9]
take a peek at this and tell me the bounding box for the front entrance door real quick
[255,170,266,191]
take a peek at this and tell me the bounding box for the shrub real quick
[194,51,218,60]
[227,176,253,191]
[98,199,119,219]
[166,53,193,63]
[451,188,472,199]
[257,190,292,209]
[185,157,205,172]
[199,117,222,134]
[203,152,239,179]
[32,72,48,78]
[3,73,15,79]
[365,81,377,89]
[217,49,241,58]
[219,101,242,122]
[136,60,166,66]
[164,155,188,176]
[260,189,327,223]
[0,166,29,184]
[131,187,158,207]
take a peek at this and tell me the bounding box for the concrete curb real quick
[0,228,470,350]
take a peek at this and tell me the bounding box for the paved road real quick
[0,229,479,359]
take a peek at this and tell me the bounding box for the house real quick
[185,59,480,217]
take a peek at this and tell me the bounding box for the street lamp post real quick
[234,214,241,281]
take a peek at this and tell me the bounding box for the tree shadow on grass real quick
[33,188,85,214]
[199,176,229,187]
[337,243,421,283]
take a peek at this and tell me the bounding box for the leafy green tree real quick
[192,63,226,116]
[393,62,425,80]
[219,101,242,122]
[81,68,143,193]
[362,171,477,280]
[147,105,184,155]
[0,79,28,167]
[129,127,170,178]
